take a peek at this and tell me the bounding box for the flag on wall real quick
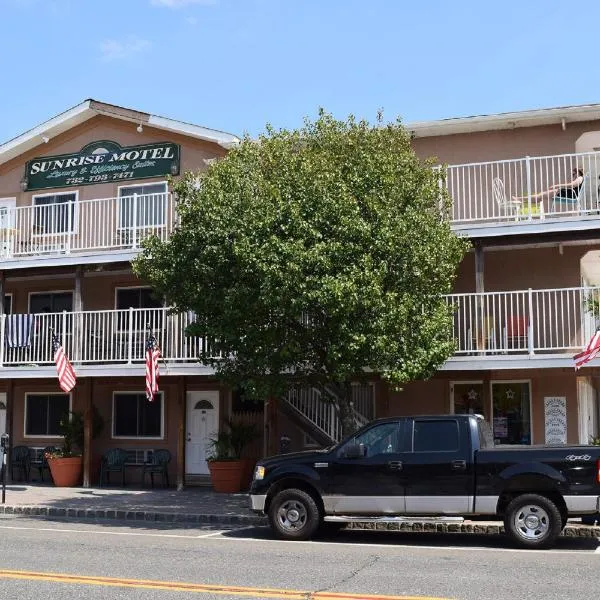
[574,329,600,370]
[145,332,160,402]
[52,332,76,392]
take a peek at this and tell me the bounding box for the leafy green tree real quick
[134,112,469,436]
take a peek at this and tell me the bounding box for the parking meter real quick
[1,433,8,504]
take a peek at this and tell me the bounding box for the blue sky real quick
[2,0,600,143]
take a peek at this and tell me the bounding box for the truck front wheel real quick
[268,488,321,540]
[504,494,562,549]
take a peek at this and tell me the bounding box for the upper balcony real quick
[1,151,599,269]
[0,191,175,269]
[0,287,595,378]
[445,150,600,238]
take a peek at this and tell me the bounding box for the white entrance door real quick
[185,391,219,475]
[578,377,598,444]
[0,198,15,259]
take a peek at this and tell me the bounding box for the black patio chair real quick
[99,448,128,487]
[142,449,171,488]
[10,446,31,482]
[32,446,59,482]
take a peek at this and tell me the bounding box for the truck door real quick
[323,420,407,515]
[403,417,474,514]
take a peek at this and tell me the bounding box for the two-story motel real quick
[1,100,599,488]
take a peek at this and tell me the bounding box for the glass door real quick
[451,382,485,416]
[491,381,531,445]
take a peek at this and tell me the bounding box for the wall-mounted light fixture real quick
[41,135,49,144]
[170,161,179,175]
[19,175,28,192]
[136,121,144,133]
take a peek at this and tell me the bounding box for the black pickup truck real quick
[249,414,600,548]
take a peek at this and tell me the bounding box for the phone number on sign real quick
[65,172,135,185]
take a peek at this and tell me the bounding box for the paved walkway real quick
[0,484,598,539]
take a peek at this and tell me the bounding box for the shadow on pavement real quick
[222,525,600,552]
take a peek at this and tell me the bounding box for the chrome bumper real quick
[249,494,266,513]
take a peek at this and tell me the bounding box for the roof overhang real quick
[0,99,240,166]
[408,104,600,138]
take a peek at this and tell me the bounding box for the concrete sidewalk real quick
[0,484,598,539]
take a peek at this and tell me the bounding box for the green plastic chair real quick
[10,446,31,482]
[99,448,128,487]
[142,449,171,488]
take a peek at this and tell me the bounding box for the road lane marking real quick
[0,569,450,600]
[0,523,225,539]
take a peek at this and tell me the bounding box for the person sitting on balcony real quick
[512,167,584,207]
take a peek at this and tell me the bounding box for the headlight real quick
[254,465,265,480]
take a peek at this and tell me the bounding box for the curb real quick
[0,505,598,538]
[346,520,600,538]
[0,504,266,527]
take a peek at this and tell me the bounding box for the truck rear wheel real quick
[268,488,321,540]
[504,494,562,549]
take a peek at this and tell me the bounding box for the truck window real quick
[413,420,459,452]
[339,422,402,457]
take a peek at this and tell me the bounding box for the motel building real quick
[0,100,600,490]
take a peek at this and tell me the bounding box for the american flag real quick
[145,332,160,401]
[52,332,76,392]
[574,329,600,370]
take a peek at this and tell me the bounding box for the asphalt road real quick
[0,515,597,600]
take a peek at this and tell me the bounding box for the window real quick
[25,394,70,436]
[32,192,77,234]
[3,295,12,315]
[231,388,262,413]
[492,381,531,445]
[118,183,167,229]
[113,392,163,438]
[413,420,459,452]
[29,291,73,314]
[115,287,163,332]
[116,287,162,311]
[339,421,403,458]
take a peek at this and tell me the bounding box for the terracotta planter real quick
[207,460,245,493]
[48,456,83,487]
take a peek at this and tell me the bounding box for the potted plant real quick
[46,406,104,487]
[207,419,258,493]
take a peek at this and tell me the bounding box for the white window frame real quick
[31,190,79,236]
[490,379,533,445]
[112,391,165,440]
[0,197,16,227]
[24,392,72,439]
[117,181,168,230]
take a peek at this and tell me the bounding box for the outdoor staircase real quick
[281,384,375,445]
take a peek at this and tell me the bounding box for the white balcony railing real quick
[0,288,594,368]
[446,286,599,355]
[0,307,214,367]
[0,193,174,259]
[445,151,600,224]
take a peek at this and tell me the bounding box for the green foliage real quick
[590,435,600,446]
[135,111,469,433]
[207,419,258,461]
[53,406,104,458]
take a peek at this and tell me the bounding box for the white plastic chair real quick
[493,177,521,219]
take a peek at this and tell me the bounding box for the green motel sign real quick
[25,140,181,191]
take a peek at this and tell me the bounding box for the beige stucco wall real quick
[412,119,600,165]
